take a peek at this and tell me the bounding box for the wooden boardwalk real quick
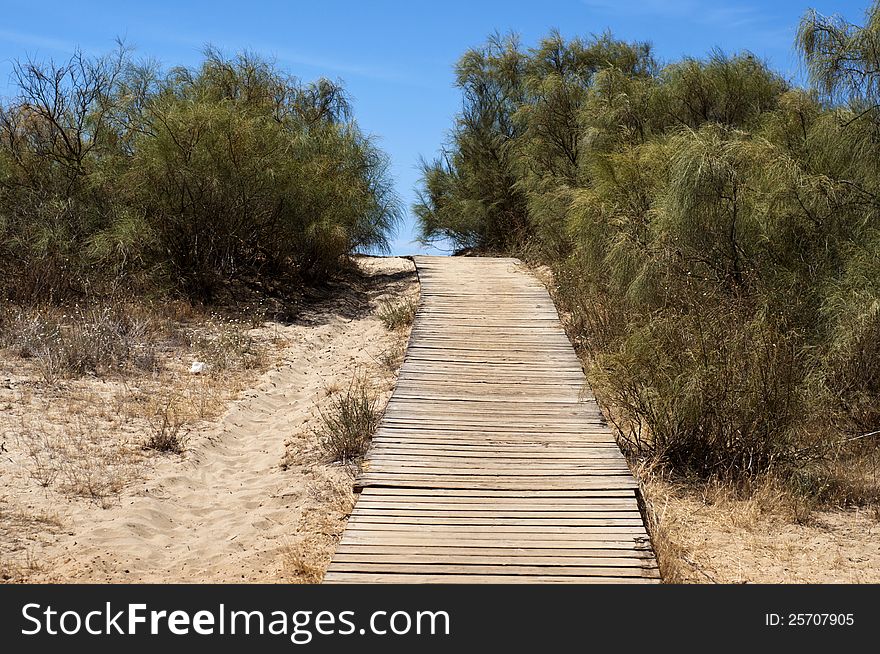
[324,256,659,583]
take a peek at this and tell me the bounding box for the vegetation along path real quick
[325,256,659,583]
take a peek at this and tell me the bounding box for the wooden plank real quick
[327,563,658,577]
[351,509,644,520]
[351,504,641,514]
[369,437,614,446]
[353,502,640,513]
[367,446,625,455]
[338,535,651,549]
[332,544,653,557]
[330,555,656,569]
[387,394,592,402]
[352,502,641,512]
[323,573,658,584]
[377,422,609,433]
[367,446,623,455]
[364,455,628,464]
[332,549,652,561]
[342,524,648,536]
[380,412,602,421]
[392,394,586,402]
[356,468,634,477]
[364,450,626,459]
[360,462,632,473]
[347,516,646,527]
[354,476,638,491]
[357,487,636,498]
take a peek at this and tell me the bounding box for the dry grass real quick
[0,508,63,583]
[144,392,189,454]
[1,305,160,384]
[788,444,880,509]
[0,552,42,584]
[636,455,880,583]
[377,297,418,331]
[377,341,406,372]
[315,374,382,464]
[323,381,343,397]
[282,536,330,583]
[282,478,356,583]
[13,416,142,507]
[189,317,266,372]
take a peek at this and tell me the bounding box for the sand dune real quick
[15,256,417,582]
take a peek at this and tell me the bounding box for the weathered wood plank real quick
[347,515,646,527]
[327,563,659,577]
[358,487,636,498]
[331,554,656,569]
[352,501,641,511]
[351,508,644,518]
[354,475,638,490]
[323,573,658,584]
[339,537,652,550]
[332,544,654,557]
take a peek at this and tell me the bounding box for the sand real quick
[1,256,417,583]
[644,479,880,584]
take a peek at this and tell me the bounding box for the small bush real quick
[316,376,381,463]
[378,298,418,330]
[145,395,188,454]
[592,306,809,477]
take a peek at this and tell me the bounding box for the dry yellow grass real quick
[281,476,357,583]
[637,460,880,583]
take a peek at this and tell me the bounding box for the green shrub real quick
[0,47,400,303]
[416,4,880,479]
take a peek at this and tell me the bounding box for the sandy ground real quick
[0,256,417,583]
[643,478,880,584]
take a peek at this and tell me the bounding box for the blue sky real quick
[0,0,870,255]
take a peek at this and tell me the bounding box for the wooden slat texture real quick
[325,256,658,584]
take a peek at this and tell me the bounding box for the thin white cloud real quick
[581,0,766,29]
[154,30,417,84]
[0,29,75,54]
[0,28,101,56]
[271,47,412,83]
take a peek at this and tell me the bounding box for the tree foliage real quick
[417,3,880,478]
[0,47,400,302]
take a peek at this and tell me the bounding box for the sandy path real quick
[29,256,416,582]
